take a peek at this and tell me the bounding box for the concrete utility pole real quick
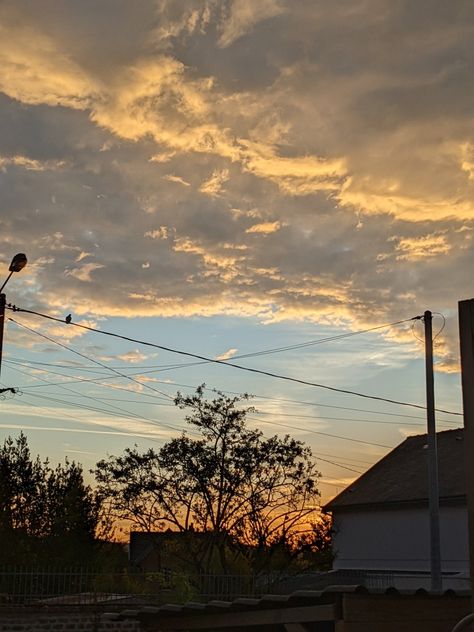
[424,310,442,591]
[458,299,474,603]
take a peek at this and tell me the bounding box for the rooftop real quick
[324,428,465,511]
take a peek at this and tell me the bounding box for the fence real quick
[0,567,273,607]
[5,567,465,608]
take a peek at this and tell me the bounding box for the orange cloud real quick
[246,221,283,234]
[392,234,451,260]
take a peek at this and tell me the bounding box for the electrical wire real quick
[8,358,393,449]
[7,306,416,360]
[5,374,366,479]
[432,312,446,341]
[9,318,175,401]
[253,409,456,427]
[6,358,458,432]
[6,363,188,435]
[7,311,462,416]
[319,479,355,489]
[15,368,455,424]
[248,415,392,448]
[312,456,362,474]
[310,451,374,466]
[3,359,172,402]
[4,353,392,464]
[2,359,433,428]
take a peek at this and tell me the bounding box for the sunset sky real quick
[0,1,471,502]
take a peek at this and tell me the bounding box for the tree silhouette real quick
[0,433,100,565]
[95,386,321,573]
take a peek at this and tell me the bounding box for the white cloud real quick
[215,347,238,360]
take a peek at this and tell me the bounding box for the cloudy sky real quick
[0,0,471,501]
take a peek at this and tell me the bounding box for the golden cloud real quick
[145,227,174,239]
[392,233,451,261]
[163,174,191,186]
[0,155,65,171]
[199,168,229,196]
[173,238,244,272]
[0,21,97,108]
[246,221,283,234]
[339,174,474,221]
[0,23,349,199]
[65,262,105,282]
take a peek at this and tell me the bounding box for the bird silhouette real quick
[65,314,72,324]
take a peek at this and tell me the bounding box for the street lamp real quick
[0,253,27,377]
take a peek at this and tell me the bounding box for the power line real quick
[6,358,457,431]
[10,365,434,450]
[7,357,112,373]
[0,416,168,443]
[8,355,458,426]
[3,359,436,428]
[253,410,454,427]
[6,363,411,454]
[12,368,437,421]
[7,311,462,416]
[248,415,392,448]
[5,359,175,403]
[311,451,374,466]
[319,479,354,489]
[8,306,415,362]
[4,350,392,461]
[5,380,365,480]
[312,456,362,474]
[9,318,175,401]
[16,358,448,421]
[6,363,188,435]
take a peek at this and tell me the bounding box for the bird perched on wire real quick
[65,314,72,324]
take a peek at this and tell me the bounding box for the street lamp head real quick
[9,253,27,273]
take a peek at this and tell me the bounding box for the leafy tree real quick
[95,386,321,573]
[0,433,101,566]
[269,513,334,573]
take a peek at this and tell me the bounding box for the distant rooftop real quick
[324,428,465,511]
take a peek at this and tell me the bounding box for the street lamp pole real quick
[0,253,27,378]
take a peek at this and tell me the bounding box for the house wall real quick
[332,504,469,573]
[336,593,471,632]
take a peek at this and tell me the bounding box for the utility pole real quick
[0,254,27,379]
[458,299,474,604]
[424,310,442,591]
[0,292,5,379]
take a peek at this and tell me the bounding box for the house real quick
[323,428,469,578]
[129,531,211,573]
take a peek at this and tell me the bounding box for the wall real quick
[336,592,471,632]
[0,613,140,632]
[332,503,469,573]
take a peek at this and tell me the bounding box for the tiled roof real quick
[324,428,465,510]
[107,585,471,625]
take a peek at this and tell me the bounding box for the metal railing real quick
[0,566,273,607]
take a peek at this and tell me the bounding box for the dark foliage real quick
[95,386,325,574]
[0,433,101,566]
